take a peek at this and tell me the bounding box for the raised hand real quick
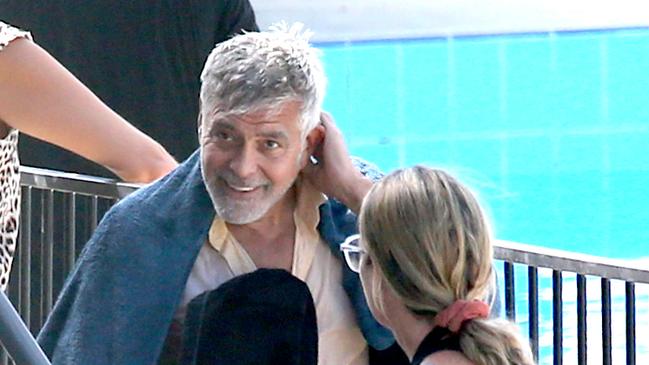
[302,112,373,214]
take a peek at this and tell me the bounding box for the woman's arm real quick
[0,38,177,183]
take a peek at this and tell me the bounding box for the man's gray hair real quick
[200,22,326,136]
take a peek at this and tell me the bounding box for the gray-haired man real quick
[171,23,371,364]
[38,24,393,364]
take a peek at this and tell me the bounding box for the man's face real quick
[200,100,315,224]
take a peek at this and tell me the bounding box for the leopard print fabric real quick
[1,21,31,292]
[0,129,20,292]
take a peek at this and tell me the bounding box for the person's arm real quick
[302,112,373,214]
[216,0,259,42]
[0,38,177,183]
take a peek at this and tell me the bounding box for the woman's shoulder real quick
[424,350,475,365]
[0,21,32,51]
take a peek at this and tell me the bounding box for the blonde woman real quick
[0,21,178,291]
[341,166,535,365]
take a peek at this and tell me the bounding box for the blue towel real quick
[37,150,395,364]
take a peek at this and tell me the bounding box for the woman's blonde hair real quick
[359,166,534,365]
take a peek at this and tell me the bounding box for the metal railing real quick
[496,241,648,364]
[1,167,138,365]
[1,166,648,364]
[0,292,49,365]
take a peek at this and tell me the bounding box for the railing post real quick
[504,262,516,320]
[625,282,636,365]
[90,196,98,232]
[552,270,562,365]
[528,266,539,362]
[42,190,54,320]
[64,193,77,277]
[601,278,612,365]
[576,274,587,365]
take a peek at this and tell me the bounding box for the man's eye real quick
[216,132,232,141]
[264,140,280,149]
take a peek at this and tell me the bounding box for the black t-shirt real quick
[1,0,259,177]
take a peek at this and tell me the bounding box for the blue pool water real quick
[318,28,649,364]
[318,28,649,260]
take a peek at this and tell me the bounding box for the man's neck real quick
[226,186,297,241]
[225,186,298,271]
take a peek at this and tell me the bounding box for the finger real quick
[321,114,344,139]
[320,111,334,127]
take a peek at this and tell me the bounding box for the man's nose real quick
[229,145,259,179]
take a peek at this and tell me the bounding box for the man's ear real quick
[300,124,325,169]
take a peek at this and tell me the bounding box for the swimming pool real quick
[318,27,649,364]
[319,27,649,260]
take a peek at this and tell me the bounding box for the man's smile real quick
[227,183,256,192]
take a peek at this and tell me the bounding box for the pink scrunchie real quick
[433,299,490,333]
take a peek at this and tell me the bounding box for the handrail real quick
[19,166,140,199]
[0,293,50,365]
[495,240,649,284]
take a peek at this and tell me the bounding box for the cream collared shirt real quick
[174,179,368,365]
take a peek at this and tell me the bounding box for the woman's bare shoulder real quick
[423,350,475,365]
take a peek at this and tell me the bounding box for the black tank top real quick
[410,327,461,365]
